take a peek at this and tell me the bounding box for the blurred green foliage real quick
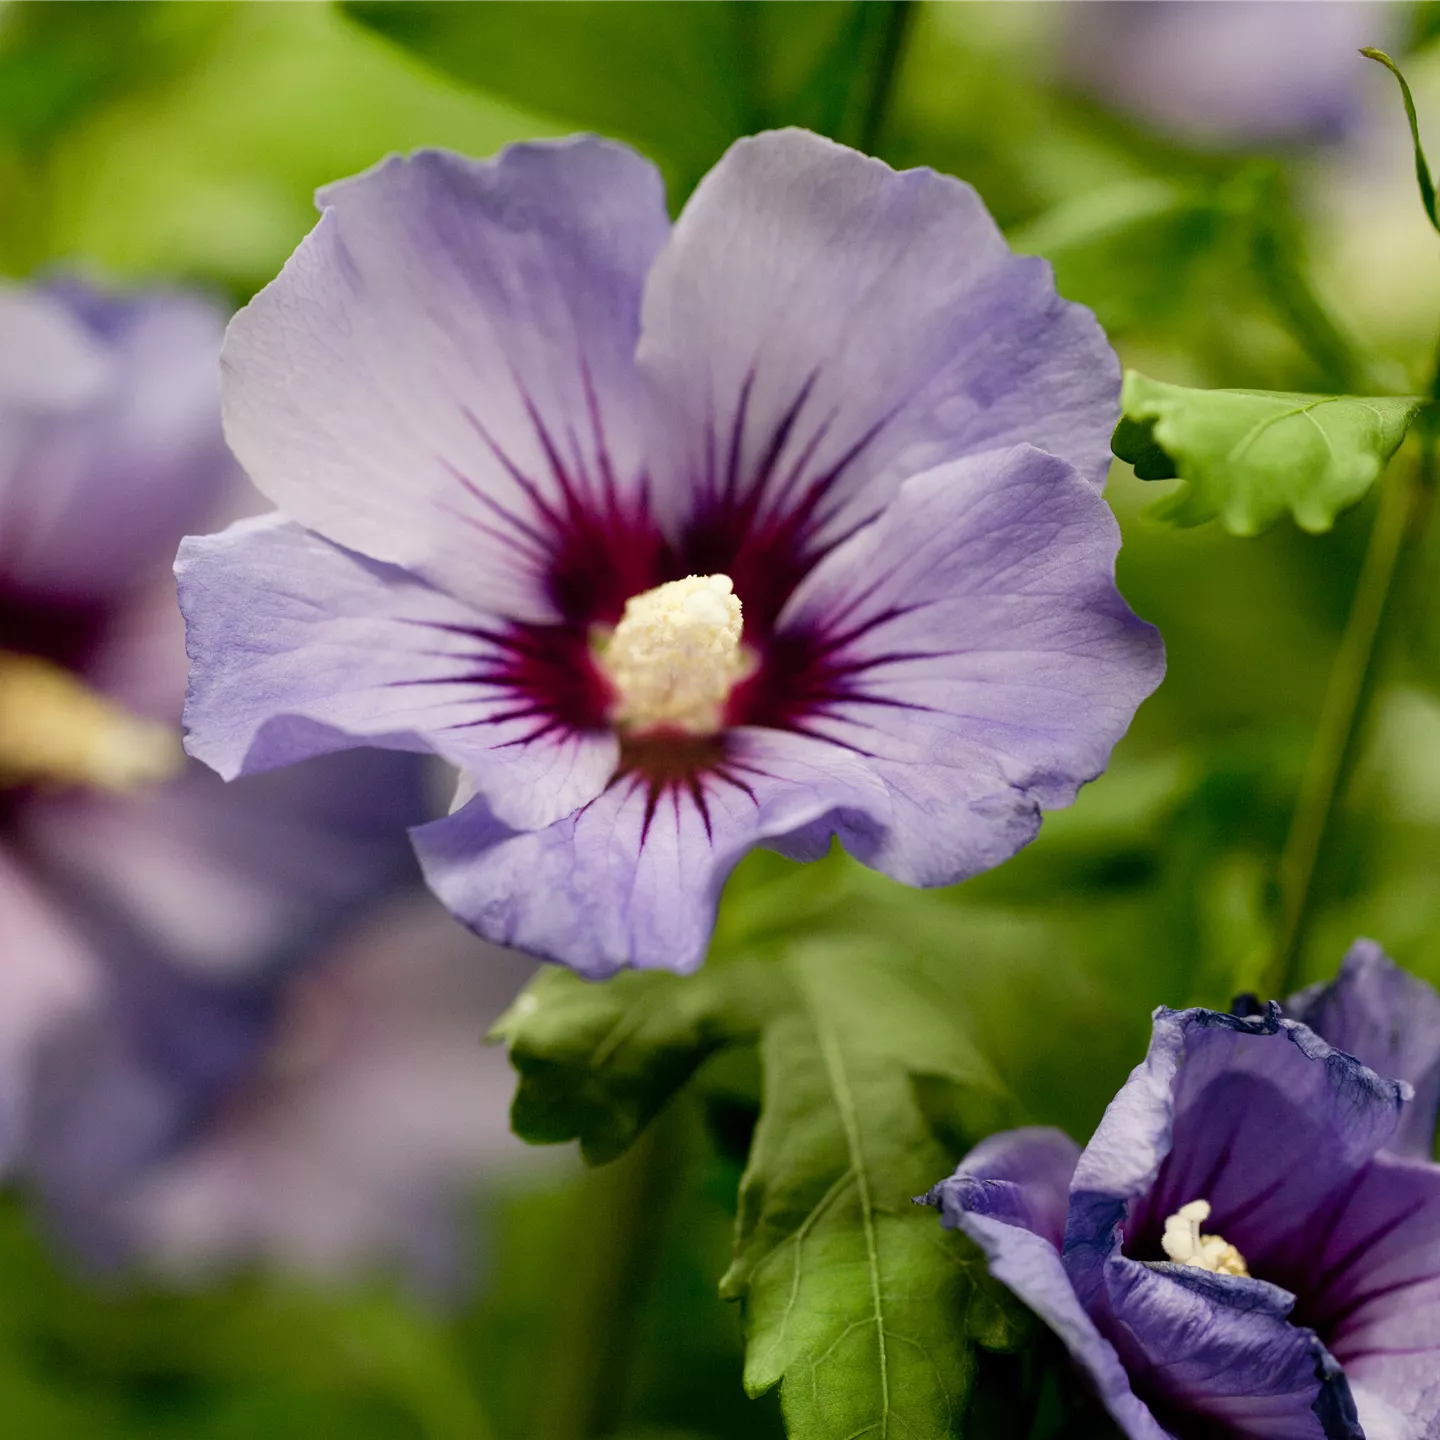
[5,1,1440,1437]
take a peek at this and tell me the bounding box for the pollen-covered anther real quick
[1160,1199,1250,1277]
[0,649,185,793]
[599,574,747,735]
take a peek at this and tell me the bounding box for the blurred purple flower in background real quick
[2,281,528,1283]
[924,941,1440,1440]
[1061,2,1395,148]
[178,129,1164,978]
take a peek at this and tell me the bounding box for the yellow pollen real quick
[0,650,185,794]
[1160,1199,1250,1277]
[598,574,746,735]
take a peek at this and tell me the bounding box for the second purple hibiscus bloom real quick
[179,129,1164,976]
[926,941,1440,1440]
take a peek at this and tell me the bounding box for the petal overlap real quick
[413,727,887,976]
[178,515,618,831]
[762,444,1164,885]
[1289,939,1440,1160]
[639,131,1120,635]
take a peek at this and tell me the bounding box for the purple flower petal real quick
[1,284,235,601]
[638,130,1119,629]
[926,1131,1169,1440]
[0,283,109,411]
[177,515,618,831]
[751,444,1163,885]
[412,726,888,975]
[221,140,670,622]
[25,893,536,1286]
[0,850,99,1167]
[1302,1152,1440,1435]
[925,1125,1080,1249]
[1095,1259,1361,1440]
[1289,939,1440,1161]
[1071,1009,1405,1269]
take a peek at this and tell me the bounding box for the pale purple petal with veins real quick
[177,514,617,831]
[762,444,1163,885]
[413,726,888,977]
[1302,1153,1440,1437]
[638,130,1119,633]
[220,140,670,622]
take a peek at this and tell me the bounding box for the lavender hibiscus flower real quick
[2,281,526,1280]
[924,941,1440,1440]
[178,129,1164,977]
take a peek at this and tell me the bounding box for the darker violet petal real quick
[765,444,1164,887]
[0,281,235,601]
[1300,1151,1440,1436]
[413,726,889,976]
[1074,1006,1406,1286]
[221,140,669,622]
[925,1126,1081,1250]
[638,131,1119,629]
[177,515,618,830]
[1097,1257,1361,1440]
[1289,939,1440,1160]
[926,1140,1169,1440]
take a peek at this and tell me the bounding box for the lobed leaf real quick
[722,945,1016,1440]
[1114,370,1424,535]
[492,963,788,1164]
[497,937,1020,1439]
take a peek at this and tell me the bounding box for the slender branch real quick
[1267,439,1437,998]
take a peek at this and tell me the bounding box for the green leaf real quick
[493,963,789,1164]
[341,1,912,199]
[497,936,1019,1439]
[1361,48,1440,236]
[722,944,1018,1439]
[1114,370,1424,535]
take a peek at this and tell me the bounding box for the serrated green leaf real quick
[1115,370,1424,535]
[493,963,789,1164]
[496,930,1019,1439]
[721,945,1017,1440]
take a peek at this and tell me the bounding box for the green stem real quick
[528,1108,684,1440]
[1267,441,1437,998]
[856,0,914,154]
